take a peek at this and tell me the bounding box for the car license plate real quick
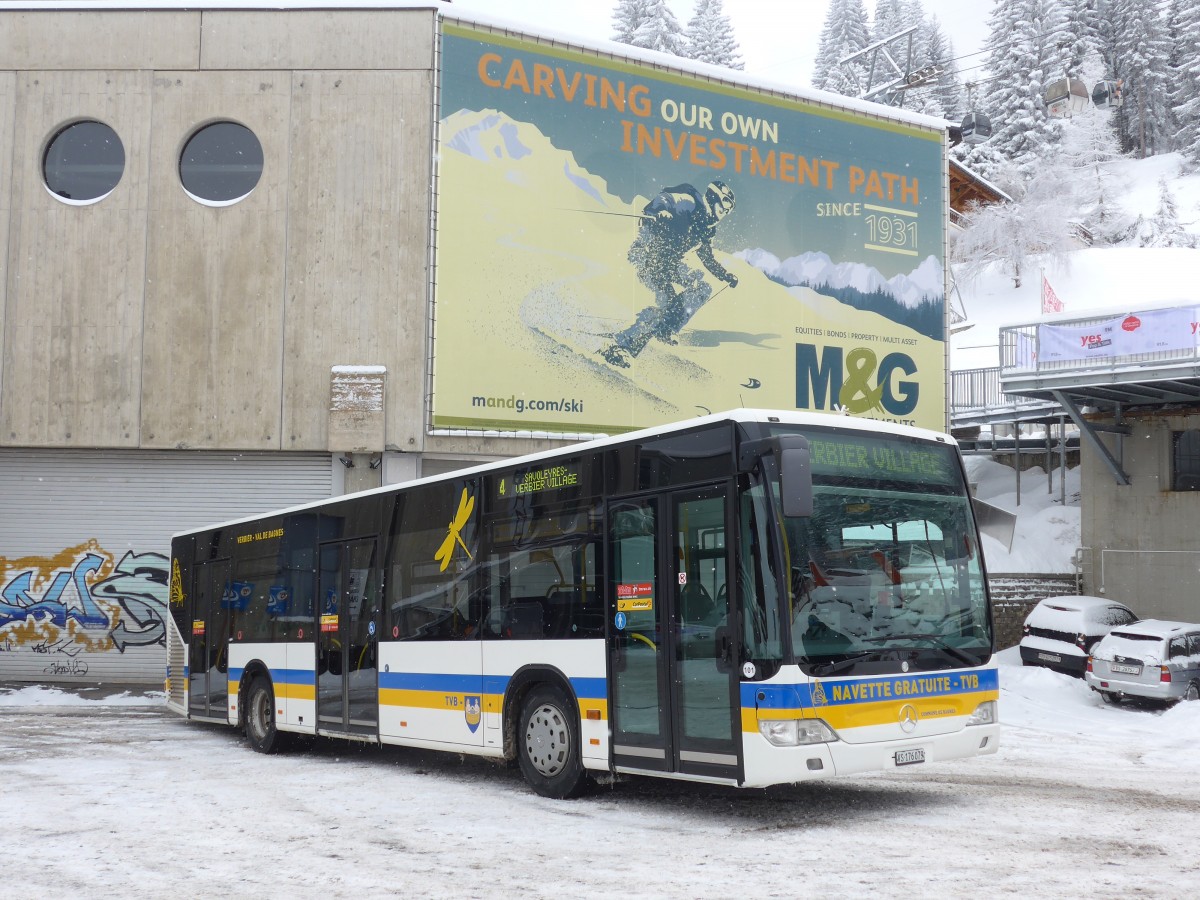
[1110,663,1141,675]
[895,748,925,766]
[1037,652,1062,663]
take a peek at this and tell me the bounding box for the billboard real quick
[433,21,947,434]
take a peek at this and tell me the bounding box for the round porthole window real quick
[179,121,264,205]
[43,120,125,205]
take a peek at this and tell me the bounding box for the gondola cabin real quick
[1045,77,1090,117]
[1092,80,1123,109]
[960,111,992,145]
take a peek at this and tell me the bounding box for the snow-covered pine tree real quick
[976,0,1069,180]
[1140,175,1195,247]
[893,0,936,114]
[1107,0,1173,157]
[873,0,906,44]
[1057,52,1134,244]
[1168,0,1200,165]
[626,0,686,56]
[683,0,743,70]
[612,0,653,46]
[1063,0,1100,76]
[951,158,1078,288]
[924,15,965,120]
[811,0,871,95]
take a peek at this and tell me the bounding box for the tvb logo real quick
[795,344,919,416]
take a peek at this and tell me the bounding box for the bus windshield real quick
[771,429,991,673]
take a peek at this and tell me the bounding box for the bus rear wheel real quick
[517,685,589,799]
[245,676,285,754]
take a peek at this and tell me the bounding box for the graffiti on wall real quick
[0,541,169,675]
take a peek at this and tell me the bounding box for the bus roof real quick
[171,409,955,540]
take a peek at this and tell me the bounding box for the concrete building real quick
[0,3,561,683]
[998,307,1200,622]
[1,3,958,682]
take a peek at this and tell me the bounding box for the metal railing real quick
[950,366,1002,412]
[1000,306,1200,377]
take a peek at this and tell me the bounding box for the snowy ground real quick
[3,648,1198,899]
[966,455,1082,574]
[950,152,1200,372]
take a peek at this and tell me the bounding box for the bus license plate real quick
[1110,663,1141,675]
[895,748,925,766]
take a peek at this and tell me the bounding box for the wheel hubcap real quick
[250,691,270,740]
[525,703,568,777]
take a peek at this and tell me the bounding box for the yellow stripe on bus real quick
[377,689,609,720]
[275,682,316,702]
[741,689,999,732]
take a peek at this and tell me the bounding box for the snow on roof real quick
[445,10,952,134]
[949,159,1013,205]
[0,1,951,134]
[0,1,445,8]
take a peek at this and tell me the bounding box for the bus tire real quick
[517,685,589,799]
[245,676,285,754]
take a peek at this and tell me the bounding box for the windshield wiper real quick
[864,633,982,667]
[808,651,880,676]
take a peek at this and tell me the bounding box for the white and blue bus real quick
[165,410,999,797]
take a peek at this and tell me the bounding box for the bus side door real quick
[188,558,231,722]
[316,537,379,737]
[607,485,741,781]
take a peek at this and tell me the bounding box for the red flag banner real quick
[1042,275,1063,314]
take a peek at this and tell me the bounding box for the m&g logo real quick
[795,344,919,416]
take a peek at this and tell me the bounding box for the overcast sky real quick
[446,0,991,92]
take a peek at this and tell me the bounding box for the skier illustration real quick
[599,180,739,368]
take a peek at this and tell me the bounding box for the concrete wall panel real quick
[0,12,201,71]
[282,70,433,453]
[0,73,13,410]
[1081,412,1200,622]
[201,10,436,72]
[141,71,291,450]
[1,71,152,447]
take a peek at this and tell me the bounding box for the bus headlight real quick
[966,700,997,726]
[758,718,837,747]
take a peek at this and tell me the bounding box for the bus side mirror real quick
[778,437,813,518]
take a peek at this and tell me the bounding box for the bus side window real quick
[738,481,784,666]
[383,478,482,641]
[229,534,290,643]
[485,515,603,641]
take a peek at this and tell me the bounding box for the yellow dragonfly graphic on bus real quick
[434,487,475,572]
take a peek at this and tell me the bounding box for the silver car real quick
[1086,620,1200,705]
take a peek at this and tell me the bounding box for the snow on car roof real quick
[1025,595,1134,629]
[1106,619,1197,640]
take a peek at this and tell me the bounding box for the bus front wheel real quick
[517,685,589,799]
[245,676,284,754]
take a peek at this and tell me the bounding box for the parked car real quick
[1019,595,1138,677]
[1086,620,1200,705]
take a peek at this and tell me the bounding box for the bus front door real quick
[608,487,741,781]
[316,538,379,737]
[188,558,231,722]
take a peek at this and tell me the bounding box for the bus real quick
[165,409,999,798]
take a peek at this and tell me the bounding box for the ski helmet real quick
[706,180,735,217]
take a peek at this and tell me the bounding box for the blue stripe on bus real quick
[226,667,315,686]
[380,672,484,693]
[380,671,607,700]
[742,668,999,710]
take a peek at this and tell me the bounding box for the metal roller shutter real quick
[0,450,334,685]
